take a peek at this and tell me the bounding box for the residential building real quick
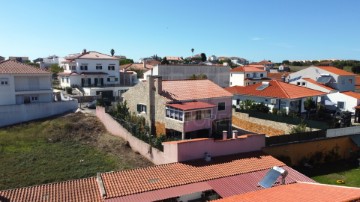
[251,60,274,69]
[0,56,5,62]
[165,56,183,64]
[287,66,356,92]
[226,80,325,114]
[230,65,269,87]
[8,56,29,63]
[123,77,233,139]
[216,182,360,202]
[58,51,126,98]
[142,64,231,88]
[229,57,248,65]
[36,55,64,69]
[0,152,317,202]
[0,60,52,105]
[326,91,360,113]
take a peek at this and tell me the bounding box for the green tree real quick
[110,49,115,56]
[161,57,169,65]
[49,64,63,77]
[304,97,316,118]
[200,53,207,62]
[120,59,134,65]
[282,60,290,65]
[191,48,194,56]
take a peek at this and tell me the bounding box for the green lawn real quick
[0,113,152,190]
[297,161,360,187]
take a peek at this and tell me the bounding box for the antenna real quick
[258,166,288,188]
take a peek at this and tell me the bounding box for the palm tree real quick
[191,48,194,57]
[110,49,115,56]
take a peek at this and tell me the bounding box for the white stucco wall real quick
[230,72,244,86]
[326,92,359,113]
[0,75,15,105]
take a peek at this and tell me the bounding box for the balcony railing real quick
[79,83,135,88]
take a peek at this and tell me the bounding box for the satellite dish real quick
[258,166,288,188]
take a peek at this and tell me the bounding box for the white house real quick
[225,80,326,114]
[287,66,356,92]
[142,64,231,88]
[230,65,269,87]
[37,55,65,69]
[0,60,53,105]
[59,51,128,98]
[325,91,360,113]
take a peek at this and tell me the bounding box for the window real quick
[0,78,9,85]
[218,102,225,111]
[66,77,69,83]
[349,79,353,84]
[108,65,115,70]
[115,78,119,81]
[246,73,250,78]
[196,111,202,120]
[61,77,64,82]
[297,82,300,85]
[185,112,192,121]
[80,65,88,70]
[107,78,110,82]
[230,82,232,85]
[137,104,147,113]
[31,96,38,101]
[260,73,263,78]
[203,109,211,118]
[71,66,76,70]
[337,101,345,109]
[96,65,102,70]
[302,82,305,86]
[253,82,256,84]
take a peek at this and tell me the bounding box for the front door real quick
[94,78,98,86]
[100,78,104,86]
[87,78,91,86]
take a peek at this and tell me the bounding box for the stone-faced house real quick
[122,76,233,139]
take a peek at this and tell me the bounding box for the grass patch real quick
[0,113,152,190]
[296,160,360,187]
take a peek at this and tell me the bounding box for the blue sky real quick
[0,0,359,62]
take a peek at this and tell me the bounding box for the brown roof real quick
[316,66,356,76]
[120,63,154,71]
[0,60,50,74]
[101,152,284,199]
[161,80,233,101]
[267,72,289,81]
[0,177,102,202]
[231,65,265,73]
[166,101,216,111]
[214,182,360,202]
[225,80,325,99]
[342,91,360,99]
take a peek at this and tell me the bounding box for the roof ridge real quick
[274,81,291,98]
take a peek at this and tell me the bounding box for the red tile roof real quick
[65,51,117,61]
[106,182,212,202]
[214,182,360,202]
[0,60,50,74]
[316,66,355,76]
[206,166,315,198]
[302,78,334,91]
[120,63,154,71]
[101,152,285,199]
[231,65,265,73]
[162,80,233,101]
[342,91,360,99]
[267,72,289,81]
[167,101,215,111]
[225,80,325,99]
[0,177,102,202]
[355,75,360,90]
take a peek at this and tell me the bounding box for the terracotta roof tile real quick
[161,80,232,101]
[167,101,215,111]
[342,91,360,99]
[316,66,355,76]
[101,152,285,199]
[0,177,102,202]
[0,60,50,74]
[267,72,289,81]
[231,65,266,73]
[302,78,335,91]
[225,80,325,99]
[214,182,360,202]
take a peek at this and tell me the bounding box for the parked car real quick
[86,100,97,109]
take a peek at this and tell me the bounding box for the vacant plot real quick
[0,113,152,190]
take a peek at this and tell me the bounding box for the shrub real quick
[272,108,278,115]
[290,121,307,134]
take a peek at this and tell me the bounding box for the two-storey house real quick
[59,51,126,98]
[230,65,270,87]
[0,60,52,105]
[123,76,233,139]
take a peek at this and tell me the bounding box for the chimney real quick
[155,76,162,94]
[222,130,227,140]
[232,130,238,139]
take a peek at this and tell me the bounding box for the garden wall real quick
[96,107,171,165]
[263,136,359,166]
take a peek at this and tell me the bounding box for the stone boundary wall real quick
[327,126,360,138]
[233,111,298,134]
[96,107,171,165]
